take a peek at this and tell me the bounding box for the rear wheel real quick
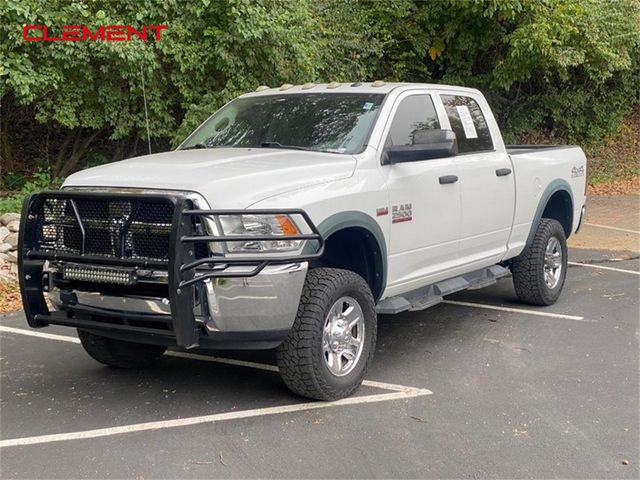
[78,330,167,368]
[511,218,568,306]
[276,268,377,401]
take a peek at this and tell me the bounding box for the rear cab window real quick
[440,95,494,154]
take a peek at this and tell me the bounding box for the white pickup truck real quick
[18,82,586,400]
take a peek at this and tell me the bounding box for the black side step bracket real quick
[376,265,510,314]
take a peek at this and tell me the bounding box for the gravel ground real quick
[568,193,639,252]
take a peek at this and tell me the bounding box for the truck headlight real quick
[219,214,304,254]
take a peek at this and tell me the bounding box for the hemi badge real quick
[376,207,389,217]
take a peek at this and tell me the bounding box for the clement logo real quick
[22,25,168,42]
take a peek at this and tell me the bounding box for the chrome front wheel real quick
[276,268,377,401]
[322,296,365,377]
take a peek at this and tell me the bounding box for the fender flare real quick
[526,179,574,246]
[313,211,387,301]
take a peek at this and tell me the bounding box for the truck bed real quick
[506,145,578,155]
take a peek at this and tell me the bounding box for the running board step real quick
[376,265,510,314]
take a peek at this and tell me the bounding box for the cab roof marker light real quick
[280,83,294,91]
[302,82,316,90]
[326,82,340,89]
[371,80,386,87]
[351,82,362,87]
[255,85,270,92]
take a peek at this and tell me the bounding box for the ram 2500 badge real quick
[19,82,586,400]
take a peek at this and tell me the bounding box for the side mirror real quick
[383,129,458,164]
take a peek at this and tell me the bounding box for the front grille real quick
[34,197,175,263]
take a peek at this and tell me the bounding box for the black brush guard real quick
[18,191,324,348]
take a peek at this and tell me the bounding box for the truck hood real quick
[63,148,356,208]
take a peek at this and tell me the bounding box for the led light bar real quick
[62,264,137,285]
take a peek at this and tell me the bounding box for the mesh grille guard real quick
[18,191,324,348]
[24,192,175,266]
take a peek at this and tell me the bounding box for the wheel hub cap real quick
[322,296,365,377]
[544,236,563,289]
[328,320,352,351]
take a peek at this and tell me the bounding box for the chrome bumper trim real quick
[202,262,307,332]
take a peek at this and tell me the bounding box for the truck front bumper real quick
[46,262,308,349]
[18,191,323,349]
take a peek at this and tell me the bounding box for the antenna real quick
[140,66,152,155]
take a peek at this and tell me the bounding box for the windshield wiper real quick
[180,143,208,150]
[181,142,314,151]
[259,142,313,151]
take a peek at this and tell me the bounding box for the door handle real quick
[496,168,512,177]
[439,175,459,184]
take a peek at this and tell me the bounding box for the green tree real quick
[320,0,640,141]
[1,0,639,184]
[0,0,322,177]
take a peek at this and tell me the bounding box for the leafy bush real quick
[0,170,62,215]
[585,107,640,185]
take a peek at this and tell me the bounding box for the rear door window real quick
[440,95,493,154]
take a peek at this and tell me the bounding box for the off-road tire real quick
[276,268,377,401]
[511,218,568,306]
[78,330,167,368]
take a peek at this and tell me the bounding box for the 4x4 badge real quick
[571,165,585,178]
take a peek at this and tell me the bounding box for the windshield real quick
[180,93,385,154]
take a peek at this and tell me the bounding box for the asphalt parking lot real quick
[0,248,638,479]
